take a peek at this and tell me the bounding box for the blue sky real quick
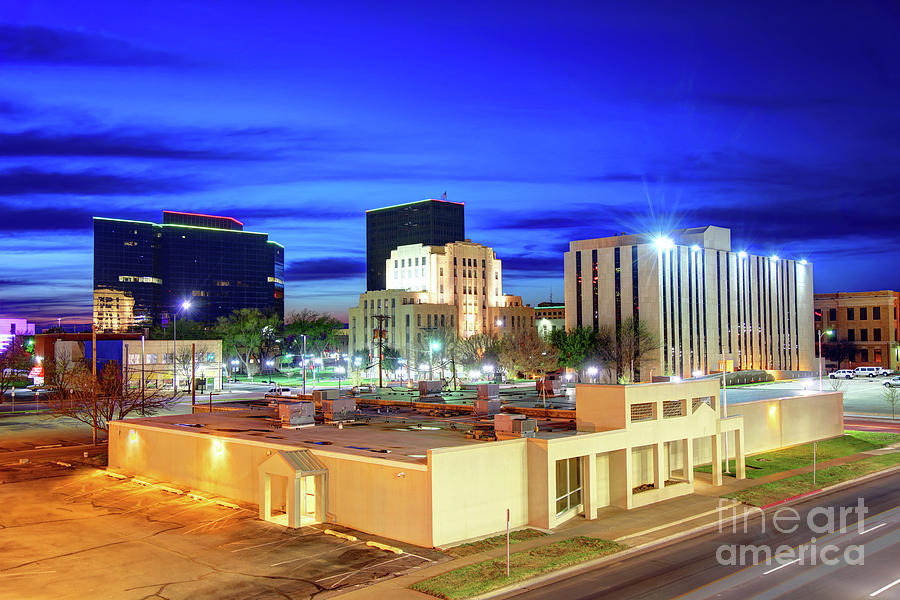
[1,1,899,326]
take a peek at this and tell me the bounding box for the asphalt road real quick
[513,470,900,600]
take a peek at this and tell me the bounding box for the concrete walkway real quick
[338,442,900,600]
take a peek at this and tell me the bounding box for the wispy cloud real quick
[0,168,196,198]
[285,258,365,281]
[0,24,186,66]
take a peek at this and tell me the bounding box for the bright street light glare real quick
[587,366,598,376]
[800,259,808,265]
[653,236,674,251]
[771,254,780,262]
[738,251,747,259]
[181,300,192,310]
[690,244,700,252]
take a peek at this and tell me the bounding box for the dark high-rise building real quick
[93,210,284,331]
[366,199,465,290]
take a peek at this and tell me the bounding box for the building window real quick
[829,308,836,321]
[847,307,854,320]
[874,306,881,320]
[874,328,882,341]
[146,353,158,364]
[575,251,583,327]
[555,458,582,515]
[860,329,868,341]
[860,307,868,320]
[394,260,398,268]
[417,314,421,326]
[206,352,216,362]
[127,354,140,365]
[848,329,855,342]
[875,349,883,363]
[860,349,869,362]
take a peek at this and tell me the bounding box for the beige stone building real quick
[535,302,565,337]
[93,288,137,332]
[564,226,815,380]
[108,378,841,548]
[815,290,900,370]
[121,338,224,392]
[349,240,534,360]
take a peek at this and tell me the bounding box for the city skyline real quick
[2,1,899,326]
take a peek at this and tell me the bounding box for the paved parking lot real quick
[726,376,899,416]
[0,463,445,600]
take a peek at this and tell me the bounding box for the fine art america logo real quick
[715,498,873,567]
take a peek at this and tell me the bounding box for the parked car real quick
[854,367,883,378]
[267,387,293,396]
[884,376,900,388]
[829,370,855,379]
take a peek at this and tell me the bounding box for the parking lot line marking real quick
[316,554,414,587]
[870,576,900,597]
[861,523,887,535]
[231,539,288,552]
[763,557,801,575]
[269,541,364,567]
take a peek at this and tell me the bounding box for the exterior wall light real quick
[671,376,682,383]
[769,405,777,417]
[213,440,224,454]
[654,236,674,251]
[129,430,138,442]
[692,370,703,377]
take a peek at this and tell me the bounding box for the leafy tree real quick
[215,308,270,378]
[822,339,856,370]
[456,333,502,370]
[284,309,343,355]
[550,326,614,381]
[0,337,34,396]
[381,346,401,374]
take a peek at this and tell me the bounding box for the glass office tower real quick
[93,211,284,330]
[366,199,465,291]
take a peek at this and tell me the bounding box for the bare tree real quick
[45,355,176,438]
[175,342,213,389]
[616,317,659,383]
[883,385,899,420]
[499,330,559,380]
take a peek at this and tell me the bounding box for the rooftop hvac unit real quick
[279,401,315,428]
[493,413,525,433]
[513,418,537,437]
[313,389,339,403]
[323,398,356,422]
[474,398,501,416]
[418,380,443,396]
[477,384,500,400]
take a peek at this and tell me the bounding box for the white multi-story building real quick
[564,226,815,380]
[349,240,534,359]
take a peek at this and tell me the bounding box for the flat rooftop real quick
[121,406,577,464]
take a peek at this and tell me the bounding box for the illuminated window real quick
[555,458,582,515]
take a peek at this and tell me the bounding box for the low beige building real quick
[349,239,535,364]
[121,338,224,392]
[108,379,841,548]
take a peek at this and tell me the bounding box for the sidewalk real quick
[337,442,900,600]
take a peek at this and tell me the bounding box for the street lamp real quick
[429,340,440,380]
[587,366,598,383]
[173,300,191,393]
[818,329,835,391]
[335,366,345,393]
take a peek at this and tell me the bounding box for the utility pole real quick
[141,329,146,416]
[301,334,307,395]
[191,343,196,406]
[372,314,390,388]
[91,323,97,446]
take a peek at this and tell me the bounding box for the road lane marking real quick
[870,576,900,597]
[763,558,801,575]
[861,523,887,535]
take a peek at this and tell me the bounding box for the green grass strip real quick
[412,537,626,600]
[695,431,900,479]
[444,529,548,558]
[725,452,900,507]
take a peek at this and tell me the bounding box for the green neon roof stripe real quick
[161,223,268,235]
[266,240,285,248]
[366,198,464,213]
[93,216,158,226]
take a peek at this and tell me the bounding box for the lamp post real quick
[230,359,238,392]
[429,340,440,380]
[722,370,729,475]
[173,300,191,393]
[301,334,308,395]
[818,329,834,391]
[335,366,345,393]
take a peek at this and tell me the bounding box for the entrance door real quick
[300,475,319,526]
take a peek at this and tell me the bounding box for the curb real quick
[454,466,900,600]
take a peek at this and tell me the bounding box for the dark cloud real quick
[0,167,196,197]
[501,255,561,275]
[0,129,250,160]
[285,258,365,281]
[0,24,185,66]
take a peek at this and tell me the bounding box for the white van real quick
[854,367,882,378]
